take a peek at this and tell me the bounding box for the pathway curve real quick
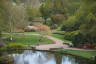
[36,35,69,50]
[35,35,95,51]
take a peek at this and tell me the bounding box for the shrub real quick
[7,43,26,50]
[64,30,79,40]
[0,56,14,64]
[24,26,38,32]
[50,24,58,29]
[51,14,65,25]
[0,47,7,56]
[0,43,5,48]
[35,24,51,32]
[61,25,77,31]
[0,41,6,55]
[64,30,86,46]
[79,44,96,49]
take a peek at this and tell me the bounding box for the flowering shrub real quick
[35,24,51,32]
[79,44,96,49]
[0,43,5,48]
[16,26,25,30]
[24,26,38,32]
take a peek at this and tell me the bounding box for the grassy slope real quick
[60,49,96,59]
[52,34,72,44]
[6,34,53,45]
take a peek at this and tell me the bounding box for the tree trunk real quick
[0,31,2,39]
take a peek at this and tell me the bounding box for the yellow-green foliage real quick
[0,56,14,64]
[64,30,80,40]
[7,43,26,49]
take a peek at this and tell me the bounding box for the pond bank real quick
[57,49,96,60]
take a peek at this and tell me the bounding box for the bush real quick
[61,25,77,31]
[35,24,51,31]
[79,44,96,49]
[0,43,5,48]
[64,30,79,40]
[0,56,14,64]
[0,41,6,55]
[0,47,7,56]
[7,43,26,50]
[64,30,86,47]
[24,26,38,32]
[50,24,58,29]
[51,14,65,25]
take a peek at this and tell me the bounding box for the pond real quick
[8,50,93,64]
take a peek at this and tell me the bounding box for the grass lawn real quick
[5,34,53,45]
[59,49,96,59]
[52,34,72,44]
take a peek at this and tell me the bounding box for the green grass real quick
[52,34,72,44]
[60,49,96,59]
[6,34,53,45]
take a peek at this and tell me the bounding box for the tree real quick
[8,2,27,40]
[26,7,41,21]
[40,0,52,24]
[79,0,96,43]
[40,0,69,25]
[62,0,96,46]
[0,0,27,40]
[0,0,11,38]
[51,14,65,25]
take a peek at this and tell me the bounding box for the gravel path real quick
[35,35,95,51]
[35,35,69,50]
[3,33,94,51]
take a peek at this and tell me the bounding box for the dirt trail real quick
[35,35,95,51]
[36,35,69,50]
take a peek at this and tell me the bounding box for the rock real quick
[31,46,36,50]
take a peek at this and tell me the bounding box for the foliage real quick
[6,34,53,45]
[51,14,65,25]
[60,50,96,59]
[52,34,72,45]
[26,7,41,21]
[61,0,96,46]
[0,0,10,33]
[7,43,26,49]
[0,43,5,48]
[61,16,80,31]
[35,24,51,32]
[40,0,52,24]
[24,26,38,32]
[0,56,14,64]
[64,30,80,40]
[79,44,96,49]
[64,30,86,46]
[0,0,27,40]
[40,0,69,24]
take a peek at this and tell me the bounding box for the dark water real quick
[10,50,93,64]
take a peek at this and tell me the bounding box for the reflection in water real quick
[12,50,56,64]
[11,50,90,64]
[62,56,78,64]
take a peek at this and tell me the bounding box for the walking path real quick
[35,35,95,51]
[4,33,94,51]
[36,35,69,50]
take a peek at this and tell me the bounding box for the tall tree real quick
[40,0,69,25]
[0,0,27,40]
[0,0,11,38]
[8,2,27,40]
[79,0,96,43]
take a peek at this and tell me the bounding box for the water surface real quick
[10,50,93,64]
